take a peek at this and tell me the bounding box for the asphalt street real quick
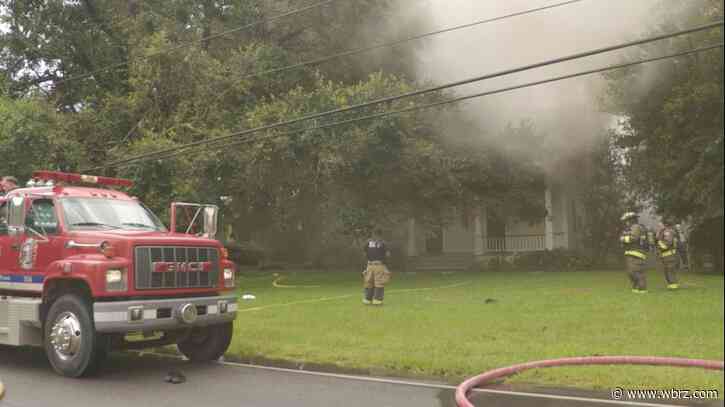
[1,346,722,407]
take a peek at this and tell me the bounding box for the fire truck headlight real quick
[106,268,127,291]
[223,268,235,288]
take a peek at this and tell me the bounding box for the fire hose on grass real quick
[455,356,724,407]
[272,274,321,288]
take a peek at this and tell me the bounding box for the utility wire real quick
[243,0,589,80]
[87,20,724,172]
[110,42,723,169]
[28,0,345,88]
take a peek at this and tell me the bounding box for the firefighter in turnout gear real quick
[657,219,680,289]
[620,212,650,293]
[647,229,657,254]
[362,228,391,305]
[675,223,689,272]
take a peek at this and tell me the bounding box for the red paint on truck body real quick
[0,185,235,299]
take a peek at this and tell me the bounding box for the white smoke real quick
[412,0,665,162]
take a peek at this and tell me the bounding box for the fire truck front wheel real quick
[177,322,233,362]
[44,294,106,377]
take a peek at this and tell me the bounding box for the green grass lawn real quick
[227,269,724,393]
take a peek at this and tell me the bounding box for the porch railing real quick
[485,234,546,252]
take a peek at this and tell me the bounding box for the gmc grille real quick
[134,246,219,290]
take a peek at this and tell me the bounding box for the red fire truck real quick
[1,171,237,377]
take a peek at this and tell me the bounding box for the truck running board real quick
[0,297,42,346]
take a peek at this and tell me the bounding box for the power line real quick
[111,42,723,169]
[243,0,589,80]
[87,19,724,172]
[26,0,345,88]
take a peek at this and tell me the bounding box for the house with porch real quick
[401,157,589,271]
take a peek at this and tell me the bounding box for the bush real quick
[306,241,406,271]
[226,241,266,266]
[477,256,517,272]
[689,216,724,274]
[476,249,595,272]
[309,241,365,269]
[515,249,594,271]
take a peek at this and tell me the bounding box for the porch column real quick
[481,204,488,254]
[560,190,569,249]
[407,218,417,256]
[545,186,554,250]
[473,208,484,256]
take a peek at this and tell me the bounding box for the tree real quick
[1,0,548,266]
[0,95,81,179]
[603,0,723,224]
[604,0,723,270]
[578,132,629,264]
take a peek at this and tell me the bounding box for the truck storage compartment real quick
[0,297,42,346]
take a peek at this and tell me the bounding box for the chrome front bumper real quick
[93,295,237,333]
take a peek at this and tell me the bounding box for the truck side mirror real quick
[7,196,27,231]
[202,206,218,240]
[170,202,219,240]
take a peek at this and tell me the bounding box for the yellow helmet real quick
[620,212,638,222]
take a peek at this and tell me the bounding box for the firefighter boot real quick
[628,271,638,290]
[664,262,679,289]
[633,270,648,293]
[363,288,374,305]
[372,287,384,305]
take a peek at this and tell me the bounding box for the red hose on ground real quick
[455,356,725,407]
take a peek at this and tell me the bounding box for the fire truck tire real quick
[43,294,106,377]
[177,322,233,362]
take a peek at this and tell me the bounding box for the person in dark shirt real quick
[0,176,18,196]
[674,223,689,272]
[362,228,391,305]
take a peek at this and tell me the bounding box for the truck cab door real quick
[2,196,54,293]
[0,198,13,276]
[1,196,29,290]
[23,198,60,278]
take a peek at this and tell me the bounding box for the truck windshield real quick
[60,197,166,231]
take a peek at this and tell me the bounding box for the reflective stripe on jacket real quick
[625,250,648,260]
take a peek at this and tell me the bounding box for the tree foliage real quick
[578,132,629,264]
[1,0,546,263]
[604,0,723,223]
[0,95,82,179]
